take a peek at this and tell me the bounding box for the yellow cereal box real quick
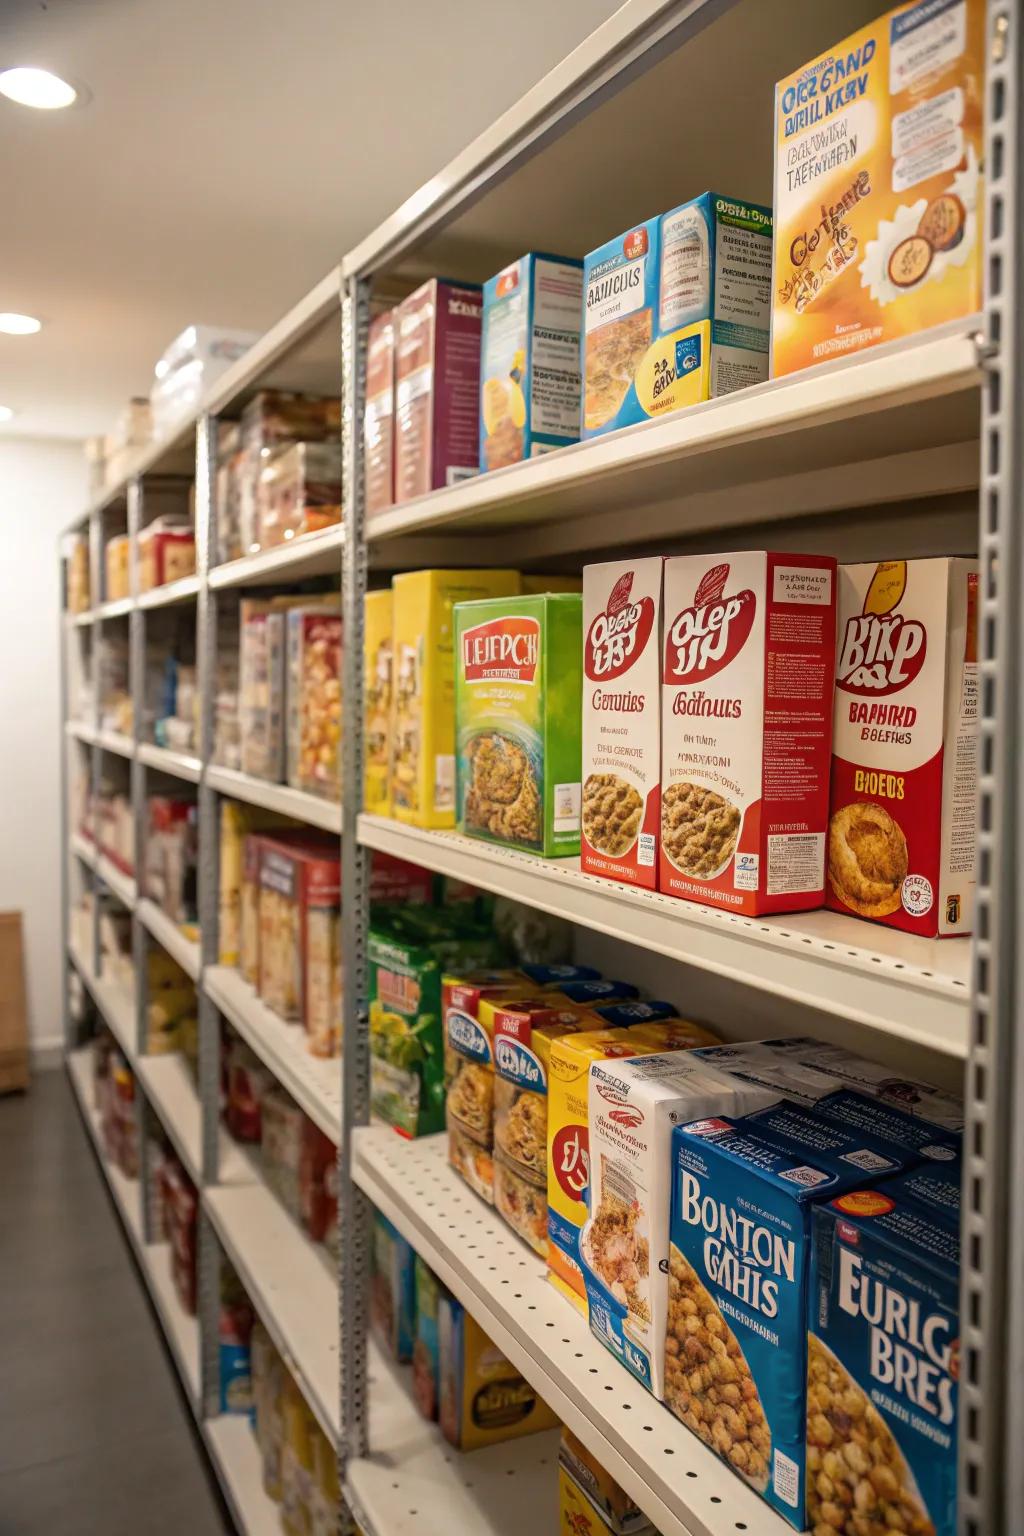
[773,0,985,376]
[364,589,393,817]
[547,1026,682,1312]
[390,570,520,828]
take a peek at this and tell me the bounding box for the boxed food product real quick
[225,1040,273,1142]
[240,599,288,781]
[660,551,837,915]
[493,1002,594,1253]
[455,592,583,856]
[772,0,985,378]
[480,253,583,469]
[878,1156,962,1225]
[582,1053,774,1393]
[773,1037,965,1130]
[394,279,483,502]
[582,558,664,887]
[368,849,433,908]
[138,516,196,591]
[280,1375,316,1533]
[258,837,340,1043]
[240,832,264,985]
[365,312,395,517]
[286,605,342,800]
[240,391,341,557]
[667,1112,909,1527]
[105,534,131,601]
[809,1183,959,1536]
[219,802,293,967]
[445,989,499,1205]
[299,1119,338,1252]
[145,796,197,925]
[261,1087,305,1220]
[150,323,258,437]
[370,1211,415,1362]
[391,569,520,828]
[67,536,90,614]
[219,1264,255,1415]
[829,557,978,936]
[215,421,246,564]
[252,1322,286,1499]
[559,1428,655,1536]
[439,1294,559,1449]
[258,440,342,549]
[364,589,393,816]
[582,194,772,440]
[413,1254,445,1421]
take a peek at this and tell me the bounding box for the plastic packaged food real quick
[393,280,482,503]
[287,606,342,801]
[138,516,196,591]
[258,440,342,549]
[363,589,393,817]
[365,312,395,517]
[150,323,258,438]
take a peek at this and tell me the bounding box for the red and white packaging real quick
[393,279,482,504]
[828,558,978,937]
[365,311,395,518]
[581,558,663,888]
[660,551,837,916]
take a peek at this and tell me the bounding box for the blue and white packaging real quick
[582,1055,776,1397]
[480,253,583,470]
[581,194,772,440]
[809,1186,960,1536]
[874,1158,963,1228]
[667,1112,911,1527]
[758,1038,966,1131]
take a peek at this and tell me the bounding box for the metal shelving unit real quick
[57,3,1019,1534]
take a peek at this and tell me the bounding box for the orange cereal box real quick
[772,0,985,376]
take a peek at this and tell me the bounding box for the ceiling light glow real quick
[0,313,41,335]
[0,67,77,110]
[0,406,15,422]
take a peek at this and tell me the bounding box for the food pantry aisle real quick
[0,1072,230,1536]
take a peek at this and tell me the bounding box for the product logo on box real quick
[624,228,649,260]
[551,1122,590,1200]
[837,559,927,696]
[448,295,482,320]
[461,616,540,684]
[447,1010,491,1062]
[495,265,520,298]
[665,565,756,686]
[585,570,655,681]
[494,1037,545,1090]
[593,1071,644,1129]
[678,1169,796,1318]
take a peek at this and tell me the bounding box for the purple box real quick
[394,279,482,502]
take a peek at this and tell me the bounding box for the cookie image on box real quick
[828,801,909,918]
[465,731,543,848]
[665,1246,771,1491]
[584,309,653,430]
[582,772,643,858]
[662,781,740,878]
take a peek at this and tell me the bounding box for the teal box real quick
[480,253,583,470]
[582,194,772,440]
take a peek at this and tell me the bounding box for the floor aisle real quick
[0,1070,231,1536]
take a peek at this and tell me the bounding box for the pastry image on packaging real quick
[829,558,978,936]
[480,254,583,469]
[660,552,837,916]
[454,592,583,856]
[582,194,772,440]
[772,0,985,376]
[582,558,663,888]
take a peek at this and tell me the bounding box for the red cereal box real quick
[582,557,664,889]
[258,838,340,1046]
[393,280,482,503]
[660,552,837,916]
[828,557,978,937]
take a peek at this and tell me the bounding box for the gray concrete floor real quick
[0,1070,232,1535]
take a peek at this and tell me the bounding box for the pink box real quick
[394,280,482,503]
[365,312,395,517]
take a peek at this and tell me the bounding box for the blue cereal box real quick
[480,254,583,470]
[875,1158,962,1228]
[582,195,772,440]
[809,1186,960,1536]
[667,1112,909,1527]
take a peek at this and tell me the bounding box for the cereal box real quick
[809,1185,960,1536]
[286,605,342,800]
[583,1054,775,1395]
[391,569,521,829]
[876,1156,962,1225]
[394,280,482,503]
[547,1026,701,1313]
[438,1293,559,1449]
[774,1037,965,1130]
[363,588,393,817]
[492,1001,594,1253]
[257,837,340,1044]
[370,1211,415,1361]
[668,1112,911,1526]
[455,592,583,856]
[660,551,837,915]
[558,1428,654,1536]
[582,194,772,440]
[365,312,395,517]
[773,0,985,377]
[480,253,583,469]
[582,558,663,888]
[239,599,288,780]
[445,992,499,1205]
[829,557,978,936]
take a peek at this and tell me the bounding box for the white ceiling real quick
[0,0,621,441]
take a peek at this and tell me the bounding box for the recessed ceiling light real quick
[0,406,16,422]
[0,67,78,110]
[0,313,41,335]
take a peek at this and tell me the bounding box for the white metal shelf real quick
[349,1342,559,1536]
[137,575,201,609]
[203,1416,282,1536]
[97,853,138,909]
[97,597,134,621]
[353,1127,789,1536]
[97,728,134,759]
[137,742,203,783]
[137,897,201,979]
[206,763,341,832]
[209,523,344,590]
[69,942,137,1063]
[67,1047,143,1237]
[204,1179,339,1447]
[142,1241,202,1404]
[203,965,341,1143]
[64,719,96,745]
[357,815,969,1056]
[137,1051,254,1189]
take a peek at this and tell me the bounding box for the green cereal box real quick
[455,593,583,857]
